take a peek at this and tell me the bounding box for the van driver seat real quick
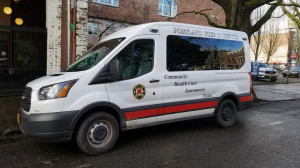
[136,52,152,77]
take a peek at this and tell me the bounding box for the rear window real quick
[259,63,268,68]
[167,35,245,71]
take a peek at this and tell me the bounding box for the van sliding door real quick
[158,28,217,122]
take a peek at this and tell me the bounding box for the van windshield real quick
[64,38,125,72]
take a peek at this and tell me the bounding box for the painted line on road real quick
[267,121,284,126]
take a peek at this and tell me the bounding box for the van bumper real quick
[18,108,78,142]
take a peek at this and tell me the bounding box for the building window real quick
[92,0,118,7]
[158,0,177,17]
[87,22,98,36]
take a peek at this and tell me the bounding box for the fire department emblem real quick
[133,84,146,99]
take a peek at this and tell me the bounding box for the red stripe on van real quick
[125,100,217,120]
[240,95,253,102]
[125,108,158,120]
[164,101,217,114]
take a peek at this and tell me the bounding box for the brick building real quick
[0,0,225,95]
[87,0,225,48]
[58,0,225,72]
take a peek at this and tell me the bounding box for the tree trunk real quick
[266,54,271,64]
[221,1,253,37]
[212,0,282,38]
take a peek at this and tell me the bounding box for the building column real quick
[46,0,62,74]
[76,0,88,59]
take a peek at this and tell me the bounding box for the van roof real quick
[101,22,248,42]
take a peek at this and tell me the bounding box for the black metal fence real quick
[0,25,46,96]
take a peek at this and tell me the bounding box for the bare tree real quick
[281,0,300,29]
[251,8,265,61]
[262,19,281,64]
[252,30,264,61]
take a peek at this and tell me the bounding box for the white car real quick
[253,63,278,82]
[18,22,253,155]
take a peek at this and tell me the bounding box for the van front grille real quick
[22,87,32,112]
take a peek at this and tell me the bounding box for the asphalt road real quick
[0,100,300,168]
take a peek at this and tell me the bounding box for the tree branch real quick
[291,0,300,17]
[250,0,282,35]
[172,9,226,28]
[98,23,115,40]
[281,5,300,29]
[245,0,277,9]
[271,13,285,19]
[269,2,300,7]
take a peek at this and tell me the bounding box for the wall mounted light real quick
[15,18,23,25]
[3,7,12,15]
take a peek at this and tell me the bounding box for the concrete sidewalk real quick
[0,97,21,135]
[253,83,300,101]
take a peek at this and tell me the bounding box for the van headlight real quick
[38,80,77,100]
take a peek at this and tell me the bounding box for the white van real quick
[18,22,252,155]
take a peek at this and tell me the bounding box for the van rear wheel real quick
[215,99,237,128]
[76,112,119,155]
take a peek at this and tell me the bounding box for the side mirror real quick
[89,60,122,85]
[109,60,122,81]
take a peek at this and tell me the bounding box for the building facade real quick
[56,0,225,72]
[0,0,225,95]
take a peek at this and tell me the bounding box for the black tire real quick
[76,112,119,155]
[270,78,277,82]
[252,76,258,81]
[283,74,286,77]
[215,99,237,128]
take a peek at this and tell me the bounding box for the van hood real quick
[26,71,85,91]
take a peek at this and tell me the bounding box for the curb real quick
[0,131,25,145]
[0,110,9,136]
[258,98,300,102]
[1,128,21,136]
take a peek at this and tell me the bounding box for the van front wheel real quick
[76,112,119,155]
[215,99,237,128]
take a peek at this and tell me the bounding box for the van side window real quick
[167,35,245,71]
[113,39,154,80]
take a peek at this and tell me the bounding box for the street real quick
[1,0,300,167]
[0,100,300,168]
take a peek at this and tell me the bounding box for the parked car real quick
[282,66,300,78]
[268,63,285,72]
[252,62,278,82]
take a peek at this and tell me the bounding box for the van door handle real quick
[149,79,160,83]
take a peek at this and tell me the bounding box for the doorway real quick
[0,0,46,96]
